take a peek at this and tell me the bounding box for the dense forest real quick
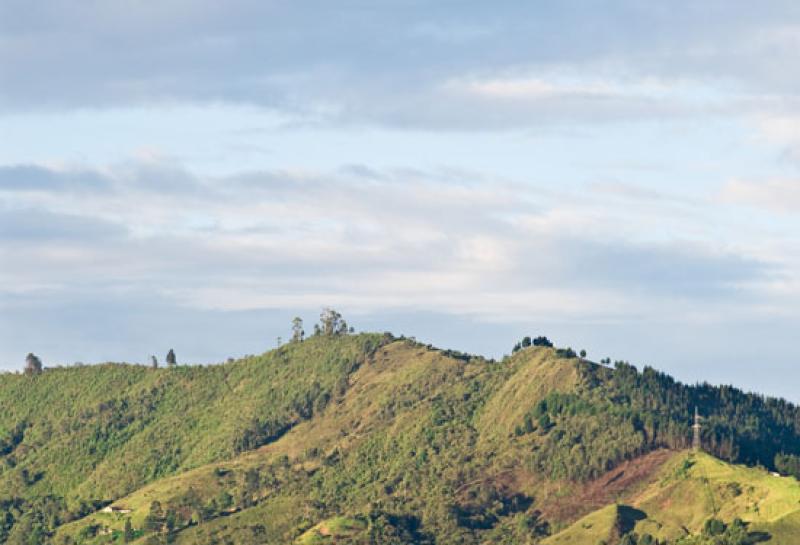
[1,327,800,544]
[520,355,800,482]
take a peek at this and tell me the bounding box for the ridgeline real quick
[1,331,800,544]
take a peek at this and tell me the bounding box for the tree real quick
[150,356,158,369]
[521,336,532,348]
[319,308,349,336]
[24,353,42,376]
[144,501,163,532]
[580,349,587,358]
[123,518,134,542]
[291,317,304,342]
[164,509,177,533]
[703,518,725,537]
[166,349,176,367]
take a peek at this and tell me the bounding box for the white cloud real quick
[721,178,800,213]
[0,158,777,324]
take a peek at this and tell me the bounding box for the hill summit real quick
[1,332,799,544]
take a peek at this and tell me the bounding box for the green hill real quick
[543,450,800,544]
[2,331,800,544]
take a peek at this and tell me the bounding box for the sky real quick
[2,1,800,399]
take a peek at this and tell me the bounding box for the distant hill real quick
[1,332,800,544]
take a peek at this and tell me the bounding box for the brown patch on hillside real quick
[540,449,676,524]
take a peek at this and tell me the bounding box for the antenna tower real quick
[692,406,702,451]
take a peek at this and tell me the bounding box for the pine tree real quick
[166,349,176,367]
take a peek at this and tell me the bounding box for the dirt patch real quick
[539,449,675,523]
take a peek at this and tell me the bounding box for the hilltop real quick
[1,332,800,544]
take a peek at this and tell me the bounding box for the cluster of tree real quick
[452,482,533,530]
[511,335,554,353]
[775,452,800,479]
[287,309,355,344]
[615,533,665,545]
[0,494,105,545]
[518,358,800,482]
[554,347,577,359]
[234,418,293,454]
[612,517,758,545]
[142,499,182,536]
[314,308,353,337]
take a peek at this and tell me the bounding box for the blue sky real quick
[2,1,800,399]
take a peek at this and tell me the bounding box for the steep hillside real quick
[544,450,800,544]
[0,334,388,543]
[3,333,800,544]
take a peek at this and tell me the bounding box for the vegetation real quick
[24,353,43,376]
[3,328,800,544]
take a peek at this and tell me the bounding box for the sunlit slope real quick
[545,451,800,544]
[0,334,387,544]
[541,504,621,545]
[55,342,580,544]
[14,337,800,545]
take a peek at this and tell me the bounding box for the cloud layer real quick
[4,2,800,400]
[3,1,800,129]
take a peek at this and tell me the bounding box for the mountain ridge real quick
[1,332,799,544]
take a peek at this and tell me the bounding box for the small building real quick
[101,505,132,514]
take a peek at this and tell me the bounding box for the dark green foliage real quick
[451,483,532,530]
[578,361,800,472]
[532,336,553,347]
[515,356,800,482]
[775,453,800,479]
[166,349,176,366]
[24,354,42,376]
[513,335,553,353]
[123,518,134,542]
[555,347,576,358]
[703,518,725,536]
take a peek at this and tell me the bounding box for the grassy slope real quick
[55,342,583,544]
[540,504,619,545]
[0,334,384,512]
[10,338,800,545]
[543,450,800,544]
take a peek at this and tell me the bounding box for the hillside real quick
[543,450,800,544]
[1,332,800,544]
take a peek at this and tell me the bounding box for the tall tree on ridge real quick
[291,317,304,343]
[24,353,43,376]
